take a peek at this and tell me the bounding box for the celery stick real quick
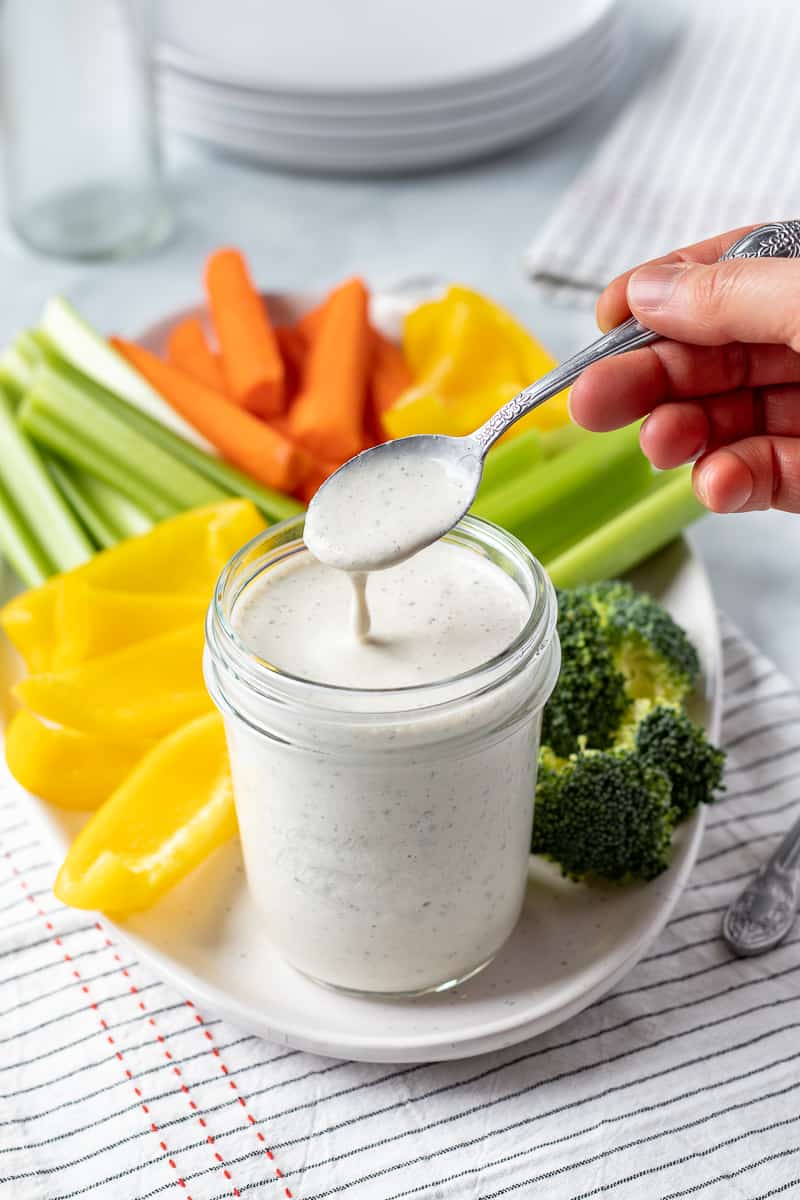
[477,424,591,505]
[21,403,177,521]
[76,472,153,540]
[23,364,227,512]
[0,386,93,572]
[472,423,652,564]
[539,422,591,459]
[36,341,302,522]
[545,467,705,588]
[40,296,217,454]
[88,386,304,521]
[49,460,152,546]
[45,457,119,549]
[0,475,52,586]
[0,346,33,405]
[16,330,43,364]
[476,427,543,502]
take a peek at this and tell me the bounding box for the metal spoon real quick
[723,812,800,956]
[306,221,800,572]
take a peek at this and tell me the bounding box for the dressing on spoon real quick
[304,437,479,637]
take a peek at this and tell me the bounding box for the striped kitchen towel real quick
[2,613,800,1199]
[526,0,800,306]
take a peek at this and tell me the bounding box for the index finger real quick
[595,224,759,332]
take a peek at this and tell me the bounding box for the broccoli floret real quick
[534,582,724,885]
[532,748,675,882]
[541,589,631,757]
[632,703,725,820]
[574,580,700,706]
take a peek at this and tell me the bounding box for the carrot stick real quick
[296,301,325,341]
[365,329,412,442]
[205,248,285,417]
[167,318,227,394]
[274,325,307,404]
[111,338,310,494]
[370,331,413,413]
[295,457,344,505]
[289,277,371,463]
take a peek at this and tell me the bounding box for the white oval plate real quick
[0,289,722,1064]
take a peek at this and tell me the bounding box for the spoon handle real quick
[722,810,800,957]
[472,220,800,454]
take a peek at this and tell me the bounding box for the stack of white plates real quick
[157,0,624,175]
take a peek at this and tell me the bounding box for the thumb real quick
[627,258,800,349]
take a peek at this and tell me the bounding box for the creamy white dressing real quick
[234,542,528,689]
[225,538,546,994]
[303,450,475,574]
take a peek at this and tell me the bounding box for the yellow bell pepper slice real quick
[51,582,208,670]
[382,387,467,440]
[0,581,61,674]
[390,285,570,441]
[0,499,265,671]
[15,623,210,740]
[404,290,523,393]
[54,712,236,915]
[5,709,150,810]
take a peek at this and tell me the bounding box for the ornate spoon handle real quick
[472,220,800,453]
[722,811,800,956]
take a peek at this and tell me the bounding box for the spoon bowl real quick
[304,433,482,573]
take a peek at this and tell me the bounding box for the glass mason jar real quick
[204,515,560,997]
[0,0,170,259]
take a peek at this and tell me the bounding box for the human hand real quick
[568,225,800,513]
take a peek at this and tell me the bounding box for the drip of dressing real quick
[304,448,476,639]
[351,571,371,640]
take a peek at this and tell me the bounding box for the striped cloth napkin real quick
[2,614,800,1200]
[526,0,800,306]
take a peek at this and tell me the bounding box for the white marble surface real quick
[0,2,796,682]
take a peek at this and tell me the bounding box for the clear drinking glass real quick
[0,0,170,259]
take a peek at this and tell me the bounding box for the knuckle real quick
[718,340,749,389]
[687,263,742,323]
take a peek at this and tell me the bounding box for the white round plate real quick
[160,46,620,150]
[158,27,622,140]
[0,288,722,1064]
[161,51,622,174]
[157,4,623,118]
[156,0,620,98]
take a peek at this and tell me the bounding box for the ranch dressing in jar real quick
[205,516,558,995]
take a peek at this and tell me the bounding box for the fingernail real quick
[723,476,754,512]
[627,263,689,313]
[693,463,712,506]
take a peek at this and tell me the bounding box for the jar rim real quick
[206,513,557,719]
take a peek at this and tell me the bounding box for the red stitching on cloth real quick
[2,837,285,1199]
[185,1002,293,1198]
[94,923,245,1197]
[0,852,197,1195]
